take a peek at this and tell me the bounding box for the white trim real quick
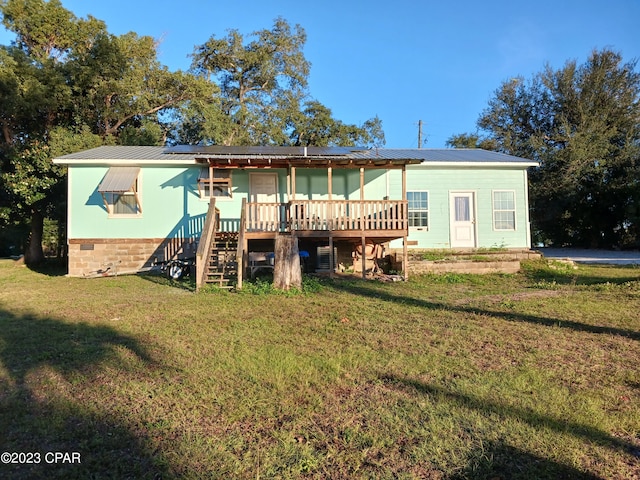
[55,159,539,168]
[449,191,477,248]
[407,190,429,230]
[524,169,532,248]
[53,159,197,165]
[67,167,73,241]
[409,162,538,168]
[492,189,517,231]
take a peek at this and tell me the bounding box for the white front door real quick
[450,192,476,248]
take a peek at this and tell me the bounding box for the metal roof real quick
[55,146,194,163]
[350,148,537,165]
[98,167,140,192]
[54,146,537,167]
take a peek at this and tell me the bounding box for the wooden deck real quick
[197,199,410,290]
[244,200,408,239]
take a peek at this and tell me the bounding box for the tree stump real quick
[273,235,302,290]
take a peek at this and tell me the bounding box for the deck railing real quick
[245,200,408,233]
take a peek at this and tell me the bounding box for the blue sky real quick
[1,0,639,148]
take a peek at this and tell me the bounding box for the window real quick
[198,167,232,198]
[98,167,142,216]
[104,191,139,214]
[407,191,429,228]
[493,190,516,230]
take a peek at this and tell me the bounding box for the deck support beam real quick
[329,234,334,278]
[361,235,366,279]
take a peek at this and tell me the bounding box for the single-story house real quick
[52,146,537,287]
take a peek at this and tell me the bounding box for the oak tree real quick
[450,49,640,248]
[188,18,384,147]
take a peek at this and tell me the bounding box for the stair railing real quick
[196,198,218,291]
[236,197,247,290]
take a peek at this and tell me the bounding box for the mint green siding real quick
[68,166,385,239]
[69,166,211,239]
[68,164,531,249]
[389,166,531,249]
[292,169,386,200]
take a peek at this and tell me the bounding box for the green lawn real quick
[0,259,639,479]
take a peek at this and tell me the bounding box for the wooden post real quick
[329,234,334,279]
[273,234,302,290]
[402,165,408,280]
[403,236,408,281]
[209,165,214,198]
[360,167,366,278]
[291,166,296,201]
[361,236,366,279]
[236,198,247,290]
[401,165,407,203]
[327,166,334,229]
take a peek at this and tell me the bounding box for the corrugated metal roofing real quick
[349,148,537,164]
[57,146,193,161]
[98,167,140,192]
[54,145,537,166]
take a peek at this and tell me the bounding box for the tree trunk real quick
[272,235,302,291]
[24,209,45,266]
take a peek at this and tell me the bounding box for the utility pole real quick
[418,120,423,149]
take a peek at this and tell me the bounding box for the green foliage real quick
[0,0,211,262]
[1,0,105,62]
[445,132,498,150]
[1,141,63,212]
[459,49,640,248]
[0,4,386,263]
[239,275,326,296]
[187,18,385,147]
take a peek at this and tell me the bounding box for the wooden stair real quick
[204,232,239,289]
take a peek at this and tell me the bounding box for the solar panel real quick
[166,145,365,157]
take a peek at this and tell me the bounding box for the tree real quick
[445,132,498,151]
[453,49,640,248]
[0,0,212,264]
[68,31,214,141]
[187,18,384,147]
[288,100,385,147]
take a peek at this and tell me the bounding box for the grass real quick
[415,248,512,263]
[0,258,639,479]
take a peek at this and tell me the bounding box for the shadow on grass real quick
[0,308,169,479]
[328,277,640,341]
[136,271,196,292]
[25,258,68,277]
[522,262,640,286]
[450,442,602,480]
[383,374,618,480]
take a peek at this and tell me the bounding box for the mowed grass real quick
[0,259,639,479]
